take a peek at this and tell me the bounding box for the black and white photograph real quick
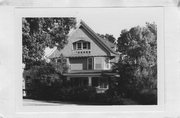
[20,8,163,106]
[2,0,180,117]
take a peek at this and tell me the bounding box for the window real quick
[96,64,102,69]
[87,57,93,70]
[92,77,99,87]
[87,42,90,49]
[83,42,87,49]
[99,78,108,89]
[92,77,108,89]
[99,82,108,88]
[73,41,91,50]
[77,42,81,50]
[95,57,102,70]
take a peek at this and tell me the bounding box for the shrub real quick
[67,86,97,102]
[135,88,157,105]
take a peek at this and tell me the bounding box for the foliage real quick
[24,57,69,98]
[30,84,125,104]
[114,22,157,104]
[135,88,157,105]
[97,33,116,43]
[22,18,76,69]
[50,54,69,74]
[67,86,97,102]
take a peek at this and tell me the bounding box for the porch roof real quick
[63,70,120,77]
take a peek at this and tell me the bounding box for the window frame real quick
[87,42,90,49]
[72,41,91,50]
[99,78,108,89]
[77,42,82,50]
[87,57,93,70]
[83,42,88,49]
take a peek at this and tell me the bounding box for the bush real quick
[68,86,97,102]
[30,82,125,105]
[136,88,157,105]
[28,73,65,100]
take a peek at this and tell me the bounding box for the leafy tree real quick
[114,22,157,98]
[50,54,69,74]
[97,33,116,43]
[22,18,76,69]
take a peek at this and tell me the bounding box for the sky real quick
[75,7,163,39]
[45,7,163,55]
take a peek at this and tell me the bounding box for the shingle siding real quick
[47,20,119,71]
[69,28,109,56]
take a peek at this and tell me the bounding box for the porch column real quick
[66,58,70,72]
[88,77,92,86]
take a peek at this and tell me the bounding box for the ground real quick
[23,99,75,106]
[23,98,139,106]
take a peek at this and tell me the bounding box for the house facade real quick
[47,20,120,93]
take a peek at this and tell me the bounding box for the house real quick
[47,20,120,93]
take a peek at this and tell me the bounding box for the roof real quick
[63,70,120,77]
[80,20,118,55]
[47,20,119,59]
[47,48,60,59]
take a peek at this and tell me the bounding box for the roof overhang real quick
[63,70,120,78]
[80,20,119,56]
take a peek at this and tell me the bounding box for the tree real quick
[22,18,76,69]
[97,33,116,43]
[50,54,69,74]
[114,22,157,98]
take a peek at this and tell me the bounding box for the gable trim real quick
[80,20,118,56]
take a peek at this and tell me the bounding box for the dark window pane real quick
[77,42,81,50]
[83,42,87,49]
[87,42,90,49]
[99,78,108,88]
[92,77,99,87]
[87,58,93,70]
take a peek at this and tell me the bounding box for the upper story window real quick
[87,57,93,70]
[77,42,81,50]
[83,42,87,49]
[73,40,90,50]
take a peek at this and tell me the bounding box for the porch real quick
[66,77,108,93]
[63,70,120,93]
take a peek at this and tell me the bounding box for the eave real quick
[80,20,119,56]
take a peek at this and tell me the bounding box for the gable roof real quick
[79,20,118,55]
[47,20,119,59]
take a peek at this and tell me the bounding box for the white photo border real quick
[14,7,165,113]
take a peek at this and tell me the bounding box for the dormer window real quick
[83,42,87,49]
[77,42,81,50]
[73,40,90,50]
